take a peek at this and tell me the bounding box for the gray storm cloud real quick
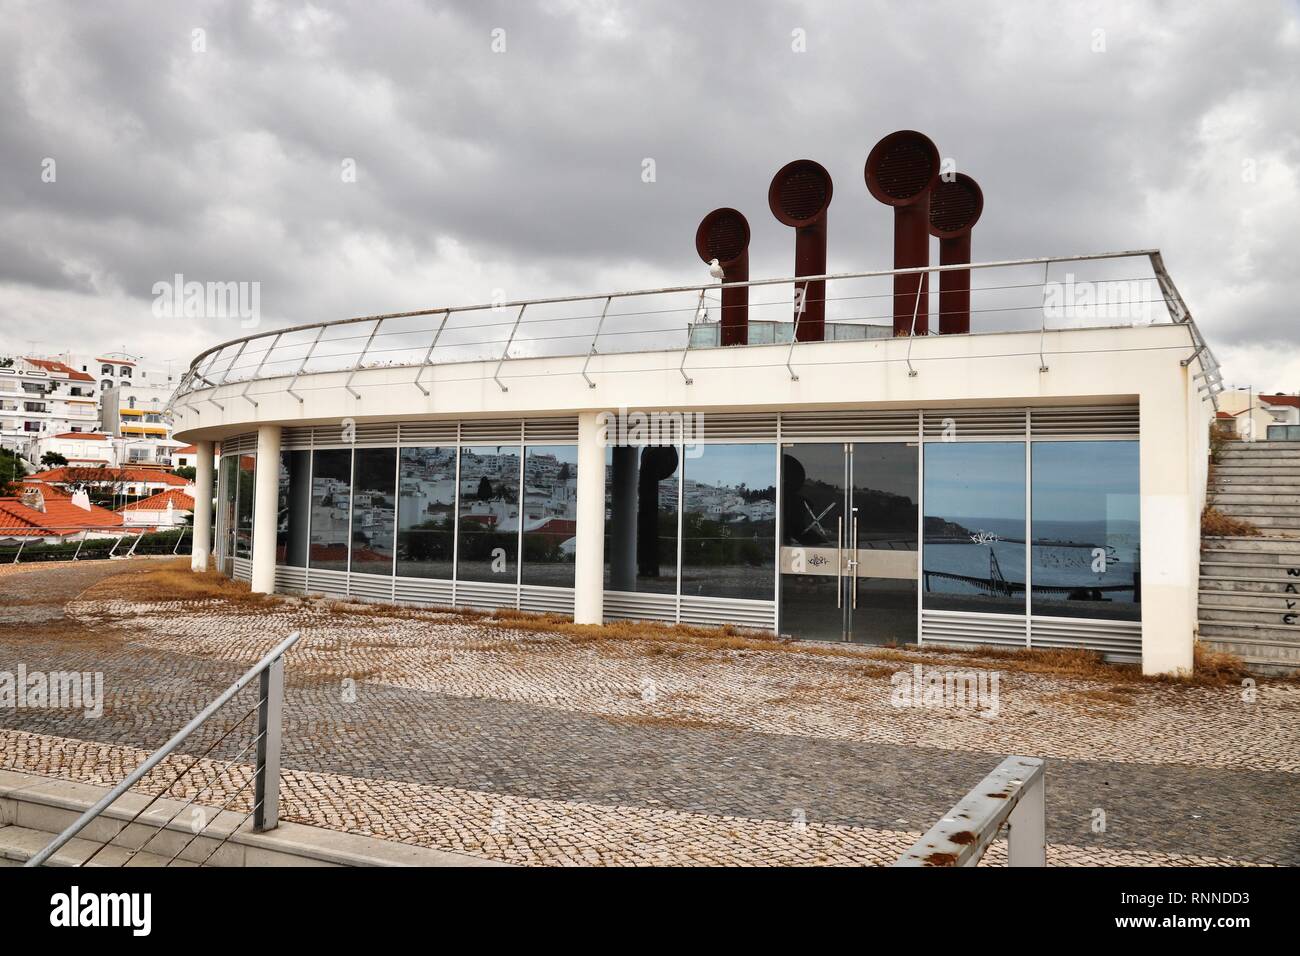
[0,0,1297,387]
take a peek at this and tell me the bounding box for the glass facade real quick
[396,446,457,580]
[922,442,1026,615]
[681,444,776,599]
[217,421,1140,637]
[277,450,311,567]
[309,448,352,571]
[234,455,256,559]
[1031,441,1140,620]
[456,445,521,584]
[604,444,680,593]
[351,448,397,574]
[522,445,579,587]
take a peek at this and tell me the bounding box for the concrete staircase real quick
[1200,441,1300,673]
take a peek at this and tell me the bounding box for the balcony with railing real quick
[167,251,1221,413]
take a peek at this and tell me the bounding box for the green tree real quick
[0,447,28,495]
[40,451,68,468]
[173,465,196,481]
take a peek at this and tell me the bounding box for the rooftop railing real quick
[167,250,1222,413]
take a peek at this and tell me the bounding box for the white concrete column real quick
[190,439,214,572]
[250,425,282,594]
[573,410,606,624]
[1139,372,1197,675]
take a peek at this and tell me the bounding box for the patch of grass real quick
[1202,506,1262,537]
[80,560,274,606]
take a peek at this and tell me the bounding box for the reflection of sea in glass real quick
[922,443,1026,616]
[1030,441,1140,620]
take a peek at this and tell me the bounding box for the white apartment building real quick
[0,359,100,456]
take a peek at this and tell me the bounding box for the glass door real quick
[780,442,918,643]
[780,443,850,641]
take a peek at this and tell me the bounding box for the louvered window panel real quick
[1029,405,1139,439]
[523,418,580,443]
[780,410,918,440]
[922,409,1026,439]
[459,419,524,444]
[398,421,458,445]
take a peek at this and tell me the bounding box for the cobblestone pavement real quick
[1,561,1296,866]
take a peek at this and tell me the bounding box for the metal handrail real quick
[2,526,192,563]
[24,631,300,867]
[165,249,1221,413]
[894,755,1046,867]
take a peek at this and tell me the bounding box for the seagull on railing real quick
[708,259,725,280]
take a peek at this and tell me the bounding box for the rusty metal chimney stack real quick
[865,131,941,336]
[928,173,984,334]
[695,208,751,346]
[768,160,833,342]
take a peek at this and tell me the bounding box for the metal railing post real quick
[580,296,612,389]
[285,326,327,404]
[72,530,86,561]
[1006,763,1046,867]
[254,654,285,831]
[240,332,282,409]
[679,289,705,385]
[414,309,452,396]
[1038,260,1050,373]
[125,531,143,558]
[172,526,188,555]
[344,317,384,399]
[12,539,24,564]
[493,304,527,393]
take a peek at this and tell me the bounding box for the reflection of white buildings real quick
[311,477,350,547]
[683,479,774,522]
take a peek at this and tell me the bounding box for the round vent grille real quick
[768,160,833,225]
[928,174,983,237]
[695,208,750,265]
[865,130,940,206]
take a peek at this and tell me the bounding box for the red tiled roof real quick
[175,445,198,454]
[119,488,195,512]
[0,495,124,536]
[23,357,95,383]
[27,466,188,486]
[1260,394,1300,409]
[52,432,109,440]
[1216,411,1234,419]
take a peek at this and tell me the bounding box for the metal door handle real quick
[836,516,844,608]
[851,515,859,608]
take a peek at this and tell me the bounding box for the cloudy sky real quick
[1,0,1297,391]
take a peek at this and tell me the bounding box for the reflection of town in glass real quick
[604,444,776,600]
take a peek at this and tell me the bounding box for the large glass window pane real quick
[1031,441,1140,620]
[681,444,776,599]
[217,455,238,571]
[457,445,520,584]
[309,448,352,571]
[234,454,256,559]
[396,447,457,580]
[350,448,397,574]
[923,442,1026,615]
[604,444,680,593]
[276,450,311,567]
[522,445,578,587]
